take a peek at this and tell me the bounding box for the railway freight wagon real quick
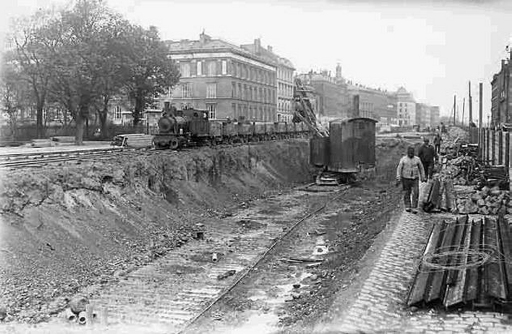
[310,117,377,179]
[153,108,310,149]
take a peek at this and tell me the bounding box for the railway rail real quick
[0,138,306,169]
[65,184,350,332]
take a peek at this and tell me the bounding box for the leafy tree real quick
[8,9,56,139]
[125,25,180,126]
[0,60,32,140]
[47,0,122,144]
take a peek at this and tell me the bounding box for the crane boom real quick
[293,78,329,138]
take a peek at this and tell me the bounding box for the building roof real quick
[240,39,295,69]
[166,34,277,67]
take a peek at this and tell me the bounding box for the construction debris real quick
[407,215,512,312]
[455,186,510,215]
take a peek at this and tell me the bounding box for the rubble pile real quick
[447,126,469,143]
[455,185,510,215]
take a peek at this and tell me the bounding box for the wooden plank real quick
[426,220,458,304]
[486,217,507,301]
[476,218,491,307]
[498,214,512,299]
[446,216,469,286]
[465,219,482,304]
[407,221,445,306]
[444,217,472,308]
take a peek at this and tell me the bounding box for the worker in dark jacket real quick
[433,133,442,155]
[418,138,436,179]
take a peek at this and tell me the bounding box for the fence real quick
[0,123,157,142]
[476,127,512,189]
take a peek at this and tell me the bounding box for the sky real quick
[2,0,512,124]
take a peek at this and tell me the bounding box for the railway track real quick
[0,138,306,169]
[63,184,349,333]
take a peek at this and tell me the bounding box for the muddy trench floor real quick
[184,179,401,334]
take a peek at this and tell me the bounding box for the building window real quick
[197,61,202,76]
[114,106,121,119]
[232,103,237,119]
[232,82,236,98]
[206,104,216,119]
[222,60,227,75]
[207,61,216,76]
[238,83,242,99]
[180,63,190,77]
[182,83,191,98]
[206,83,217,98]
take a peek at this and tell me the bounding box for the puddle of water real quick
[223,312,280,334]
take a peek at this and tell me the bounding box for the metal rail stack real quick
[407,214,512,312]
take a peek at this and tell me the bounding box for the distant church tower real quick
[335,63,344,83]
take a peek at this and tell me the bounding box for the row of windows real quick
[278,82,294,98]
[232,82,275,104]
[277,68,293,82]
[178,59,276,86]
[232,103,276,122]
[278,100,292,112]
[178,83,217,98]
[179,61,227,77]
[277,113,293,122]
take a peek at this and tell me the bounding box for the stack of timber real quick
[111,134,154,148]
[407,215,512,312]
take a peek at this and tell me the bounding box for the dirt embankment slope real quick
[0,140,312,323]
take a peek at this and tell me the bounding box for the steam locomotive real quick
[152,107,311,150]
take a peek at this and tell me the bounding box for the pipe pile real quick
[407,215,512,312]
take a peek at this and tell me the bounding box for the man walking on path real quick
[418,138,436,179]
[396,146,426,213]
[433,133,442,155]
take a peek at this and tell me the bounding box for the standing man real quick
[433,133,442,155]
[396,146,426,213]
[418,138,436,179]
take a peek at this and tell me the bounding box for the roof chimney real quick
[199,31,211,44]
[254,38,261,53]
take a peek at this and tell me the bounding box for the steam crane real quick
[293,78,377,186]
[292,78,329,138]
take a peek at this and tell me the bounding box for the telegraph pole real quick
[462,97,465,126]
[469,81,473,123]
[479,83,483,128]
[453,95,456,126]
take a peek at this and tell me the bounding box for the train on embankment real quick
[152,107,311,149]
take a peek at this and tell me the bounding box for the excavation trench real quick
[0,137,408,332]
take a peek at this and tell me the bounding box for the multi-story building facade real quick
[241,39,295,122]
[295,68,348,121]
[345,81,399,132]
[346,82,397,125]
[491,59,512,127]
[396,87,416,126]
[430,106,440,127]
[165,33,277,121]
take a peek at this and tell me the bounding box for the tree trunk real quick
[75,105,88,145]
[99,106,108,139]
[133,96,144,126]
[36,102,44,139]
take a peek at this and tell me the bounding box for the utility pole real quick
[469,81,473,123]
[453,94,456,126]
[479,83,483,128]
[462,97,465,126]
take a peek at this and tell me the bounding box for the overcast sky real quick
[2,0,512,123]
